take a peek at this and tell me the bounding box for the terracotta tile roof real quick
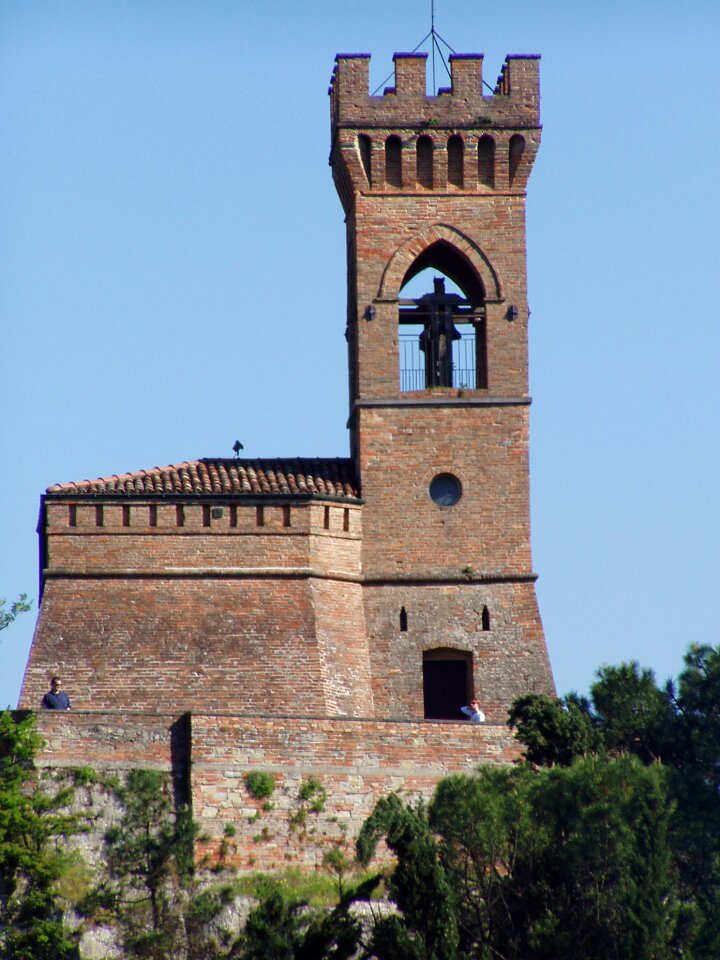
[46,458,359,500]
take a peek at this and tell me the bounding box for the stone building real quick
[20,48,554,869]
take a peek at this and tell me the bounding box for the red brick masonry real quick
[31,710,519,871]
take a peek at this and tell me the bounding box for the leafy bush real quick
[244,771,276,800]
[298,776,327,812]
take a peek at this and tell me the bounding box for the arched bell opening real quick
[422,647,473,720]
[398,240,487,391]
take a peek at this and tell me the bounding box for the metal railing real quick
[399,328,476,391]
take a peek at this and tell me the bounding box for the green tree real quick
[0,594,31,635]
[0,710,80,959]
[234,878,362,960]
[510,662,679,768]
[357,794,459,960]
[238,887,303,960]
[90,769,197,959]
[509,648,720,958]
[522,756,679,960]
[358,759,680,960]
[589,662,680,764]
[508,693,599,766]
[428,766,540,960]
[669,645,720,957]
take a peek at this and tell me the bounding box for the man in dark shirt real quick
[41,676,71,710]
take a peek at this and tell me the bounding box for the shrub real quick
[244,771,276,799]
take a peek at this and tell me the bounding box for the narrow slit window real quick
[358,134,372,185]
[149,504,158,527]
[122,505,131,527]
[323,506,330,530]
[447,135,464,187]
[478,135,495,188]
[256,505,265,527]
[176,505,185,528]
[68,504,77,527]
[95,505,104,528]
[400,607,408,632]
[343,508,350,532]
[416,135,433,189]
[509,134,525,187]
[282,505,291,528]
[481,605,490,631]
[385,135,402,187]
[202,505,211,527]
[230,505,238,528]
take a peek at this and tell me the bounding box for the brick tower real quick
[329,52,554,720]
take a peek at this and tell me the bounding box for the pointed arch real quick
[378,223,502,302]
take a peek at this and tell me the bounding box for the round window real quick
[429,473,462,507]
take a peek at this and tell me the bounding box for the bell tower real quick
[329,51,554,720]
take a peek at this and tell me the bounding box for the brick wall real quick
[363,580,552,719]
[356,404,533,576]
[21,500,372,716]
[347,197,533,401]
[190,714,520,871]
[31,710,180,771]
[27,710,520,872]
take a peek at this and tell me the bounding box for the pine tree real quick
[0,710,80,959]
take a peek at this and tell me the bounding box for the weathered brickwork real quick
[27,711,519,871]
[23,499,371,716]
[190,714,519,870]
[30,711,180,772]
[21,46,553,871]
[363,580,550,720]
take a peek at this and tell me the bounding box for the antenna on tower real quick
[371,0,456,96]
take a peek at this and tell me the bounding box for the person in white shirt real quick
[461,699,485,723]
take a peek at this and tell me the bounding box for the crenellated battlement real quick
[329,51,540,206]
[329,51,540,130]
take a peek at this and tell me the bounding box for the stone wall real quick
[30,710,519,872]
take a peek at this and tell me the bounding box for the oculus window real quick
[429,473,462,507]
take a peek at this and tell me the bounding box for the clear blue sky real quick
[2,0,719,709]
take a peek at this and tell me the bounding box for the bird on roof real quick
[232,440,243,458]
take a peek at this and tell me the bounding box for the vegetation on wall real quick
[243,772,276,801]
[80,769,198,958]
